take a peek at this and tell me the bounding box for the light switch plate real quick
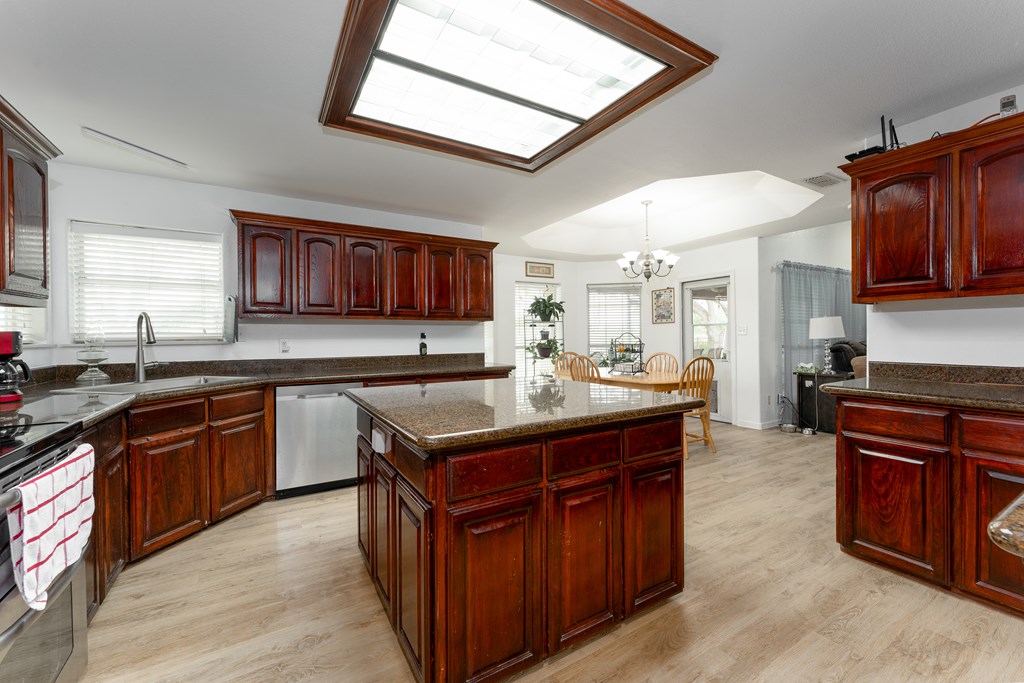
[737,325,748,335]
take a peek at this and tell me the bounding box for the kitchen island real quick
[345,378,702,683]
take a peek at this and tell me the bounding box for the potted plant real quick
[527,293,565,322]
[526,337,560,360]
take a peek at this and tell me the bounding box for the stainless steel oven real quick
[0,428,89,683]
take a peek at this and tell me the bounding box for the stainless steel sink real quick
[54,375,255,395]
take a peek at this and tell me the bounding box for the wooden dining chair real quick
[678,356,716,457]
[644,352,679,375]
[569,354,601,383]
[554,351,579,373]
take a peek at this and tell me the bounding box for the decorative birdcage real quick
[608,332,644,374]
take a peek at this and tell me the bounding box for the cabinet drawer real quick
[960,413,1024,456]
[96,415,123,454]
[623,419,682,462]
[548,430,620,479]
[210,389,264,421]
[841,401,949,444]
[447,444,542,502]
[128,398,206,438]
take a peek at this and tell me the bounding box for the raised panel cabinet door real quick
[624,457,683,615]
[129,425,209,560]
[838,434,949,584]
[547,469,621,653]
[209,412,266,522]
[961,136,1024,293]
[373,453,397,624]
[343,235,385,316]
[240,224,293,315]
[297,230,342,314]
[1,137,48,300]
[357,437,373,569]
[448,489,543,683]
[958,450,1024,612]
[459,247,493,319]
[100,443,128,596]
[395,478,432,683]
[853,156,952,301]
[387,240,426,317]
[425,243,458,318]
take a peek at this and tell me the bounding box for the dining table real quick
[554,367,684,393]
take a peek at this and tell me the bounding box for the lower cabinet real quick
[624,457,684,614]
[128,390,267,560]
[838,432,949,584]
[85,415,128,622]
[547,469,621,653]
[395,478,432,683]
[448,489,544,683]
[130,424,210,559]
[372,454,397,622]
[836,399,1024,615]
[357,438,373,568]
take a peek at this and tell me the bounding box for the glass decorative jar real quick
[76,327,111,385]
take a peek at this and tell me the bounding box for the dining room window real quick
[514,281,562,378]
[587,283,642,363]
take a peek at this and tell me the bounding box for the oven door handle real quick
[0,551,87,661]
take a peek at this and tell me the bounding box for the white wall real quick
[757,221,853,425]
[34,163,485,369]
[861,81,1024,367]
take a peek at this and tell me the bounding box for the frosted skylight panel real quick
[376,0,668,120]
[354,59,578,158]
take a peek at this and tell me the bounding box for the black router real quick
[845,116,891,162]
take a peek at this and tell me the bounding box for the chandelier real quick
[616,200,679,281]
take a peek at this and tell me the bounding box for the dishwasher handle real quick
[277,392,347,401]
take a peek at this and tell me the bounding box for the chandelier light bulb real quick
[617,200,679,281]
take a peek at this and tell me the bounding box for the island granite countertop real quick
[820,376,1024,415]
[345,377,703,451]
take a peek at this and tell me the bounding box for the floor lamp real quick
[806,316,846,434]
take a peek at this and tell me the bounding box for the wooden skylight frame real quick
[320,0,718,172]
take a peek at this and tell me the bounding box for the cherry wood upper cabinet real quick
[232,211,496,321]
[240,224,293,316]
[386,240,425,318]
[344,235,385,317]
[460,247,493,320]
[297,230,342,315]
[842,111,1024,303]
[426,243,459,318]
[852,157,952,301]
[0,95,61,307]
[960,136,1024,294]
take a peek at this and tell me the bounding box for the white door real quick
[682,278,732,423]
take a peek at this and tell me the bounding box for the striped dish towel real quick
[5,444,95,610]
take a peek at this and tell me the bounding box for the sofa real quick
[829,340,867,375]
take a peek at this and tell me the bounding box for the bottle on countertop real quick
[419,332,427,356]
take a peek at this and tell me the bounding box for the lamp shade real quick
[808,316,845,340]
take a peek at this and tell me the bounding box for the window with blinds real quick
[587,283,642,360]
[514,281,561,377]
[0,306,46,344]
[69,221,225,342]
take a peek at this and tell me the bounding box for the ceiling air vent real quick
[801,172,846,188]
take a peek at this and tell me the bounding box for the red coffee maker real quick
[0,331,33,403]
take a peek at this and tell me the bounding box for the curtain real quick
[779,261,867,408]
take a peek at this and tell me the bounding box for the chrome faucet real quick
[135,312,159,382]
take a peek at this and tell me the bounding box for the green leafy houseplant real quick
[527,294,565,322]
[526,337,561,360]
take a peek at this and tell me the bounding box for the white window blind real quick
[69,221,225,342]
[0,306,46,344]
[514,281,561,376]
[587,283,642,359]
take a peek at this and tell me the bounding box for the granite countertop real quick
[345,378,703,451]
[20,356,515,432]
[988,491,1024,558]
[820,377,1024,415]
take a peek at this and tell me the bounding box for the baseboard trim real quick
[734,419,779,430]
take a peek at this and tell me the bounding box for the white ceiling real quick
[2,0,1023,260]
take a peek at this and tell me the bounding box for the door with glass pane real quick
[682,278,731,423]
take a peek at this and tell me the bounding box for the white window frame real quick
[0,306,46,344]
[68,221,226,343]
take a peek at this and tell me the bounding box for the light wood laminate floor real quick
[82,425,1024,682]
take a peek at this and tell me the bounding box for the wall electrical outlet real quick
[279,339,290,353]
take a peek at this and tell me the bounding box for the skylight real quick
[321,0,717,172]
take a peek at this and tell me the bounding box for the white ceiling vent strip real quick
[801,172,846,188]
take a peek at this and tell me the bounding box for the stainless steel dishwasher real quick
[275,382,361,498]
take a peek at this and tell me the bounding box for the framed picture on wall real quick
[652,287,675,324]
[525,261,555,278]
